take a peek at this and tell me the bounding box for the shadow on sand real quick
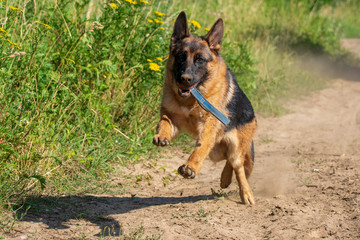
[17,194,214,237]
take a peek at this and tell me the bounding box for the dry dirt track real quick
[7,43,360,239]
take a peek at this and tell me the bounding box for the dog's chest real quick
[177,106,192,118]
[176,104,204,119]
[167,101,205,130]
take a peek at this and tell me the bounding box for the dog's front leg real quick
[178,117,220,179]
[153,113,178,147]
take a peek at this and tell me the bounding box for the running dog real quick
[153,11,257,204]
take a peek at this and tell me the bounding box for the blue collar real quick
[188,86,230,126]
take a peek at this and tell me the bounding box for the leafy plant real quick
[0,0,171,226]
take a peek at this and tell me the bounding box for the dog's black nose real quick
[181,74,193,84]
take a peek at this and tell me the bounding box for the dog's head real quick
[168,11,224,98]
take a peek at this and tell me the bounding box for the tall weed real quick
[0,0,171,221]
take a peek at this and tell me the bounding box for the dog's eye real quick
[195,55,205,64]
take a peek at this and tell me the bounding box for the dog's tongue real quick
[186,84,195,90]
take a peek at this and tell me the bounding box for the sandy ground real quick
[5,41,360,239]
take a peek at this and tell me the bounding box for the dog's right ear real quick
[171,11,189,44]
[204,18,224,54]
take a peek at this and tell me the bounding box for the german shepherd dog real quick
[153,12,257,204]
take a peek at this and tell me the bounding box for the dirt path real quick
[7,44,360,239]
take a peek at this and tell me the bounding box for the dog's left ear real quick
[205,18,224,54]
[171,11,190,44]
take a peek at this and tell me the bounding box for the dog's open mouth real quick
[178,88,191,97]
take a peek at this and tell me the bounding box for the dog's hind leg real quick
[230,154,255,205]
[235,165,255,205]
[220,161,233,188]
[226,120,256,205]
[226,138,255,204]
[209,141,232,188]
[220,141,253,189]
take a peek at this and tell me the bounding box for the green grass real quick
[0,0,170,230]
[105,225,163,240]
[0,0,359,233]
[332,0,360,38]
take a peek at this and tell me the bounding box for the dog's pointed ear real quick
[205,18,224,53]
[171,11,189,44]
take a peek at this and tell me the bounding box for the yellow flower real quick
[103,73,111,79]
[0,28,6,33]
[147,19,153,23]
[154,19,164,24]
[204,27,210,31]
[109,3,118,9]
[37,22,52,30]
[7,40,15,45]
[159,27,165,30]
[9,6,24,13]
[7,39,20,49]
[147,59,152,62]
[125,0,138,4]
[64,58,75,64]
[154,11,165,17]
[149,62,161,72]
[190,20,201,29]
[140,0,149,4]
[156,57,163,61]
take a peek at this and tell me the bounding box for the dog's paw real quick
[152,135,170,147]
[220,177,232,189]
[240,189,255,205]
[178,164,196,179]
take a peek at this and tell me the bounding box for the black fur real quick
[225,69,255,132]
